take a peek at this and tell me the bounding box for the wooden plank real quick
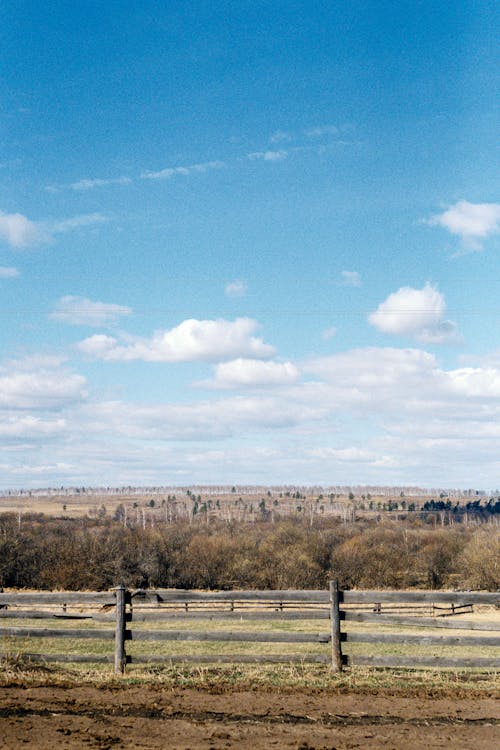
[342,590,499,605]
[129,654,330,664]
[151,589,330,603]
[344,632,500,646]
[128,629,330,643]
[0,611,92,620]
[1,589,497,606]
[0,592,114,606]
[348,655,500,669]
[343,611,500,631]
[0,651,113,664]
[0,627,114,639]
[97,610,330,622]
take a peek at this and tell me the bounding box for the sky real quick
[0,0,499,490]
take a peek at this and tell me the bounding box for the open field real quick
[1,600,499,748]
[2,611,500,666]
[0,487,472,521]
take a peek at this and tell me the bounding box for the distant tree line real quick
[421,498,500,517]
[0,514,498,592]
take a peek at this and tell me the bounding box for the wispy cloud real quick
[50,296,132,327]
[304,124,338,138]
[0,266,20,278]
[70,176,132,191]
[340,270,362,287]
[247,150,288,162]
[322,326,337,340]
[141,160,225,180]
[225,279,247,298]
[48,213,110,234]
[42,130,350,198]
[269,130,293,144]
[427,200,500,250]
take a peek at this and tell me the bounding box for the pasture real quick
[1,587,499,749]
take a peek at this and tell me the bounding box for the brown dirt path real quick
[0,686,498,749]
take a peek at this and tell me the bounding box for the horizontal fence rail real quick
[0,584,498,674]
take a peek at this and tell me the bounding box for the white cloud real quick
[225,279,247,298]
[141,160,225,180]
[340,270,362,287]
[446,367,500,398]
[303,347,500,420]
[0,415,67,439]
[199,358,300,389]
[50,296,132,326]
[304,125,338,138]
[0,370,87,410]
[368,284,458,343]
[0,211,47,248]
[48,213,110,234]
[0,266,19,278]
[0,210,109,250]
[307,446,377,463]
[304,347,438,403]
[77,317,275,363]
[5,342,500,486]
[4,354,68,371]
[82,393,323,441]
[322,326,337,340]
[70,176,132,190]
[428,200,500,249]
[247,150,288,162]
[269,130,292,143]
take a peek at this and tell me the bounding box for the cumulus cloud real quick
[340,270,362,287]
[77,317,275,363]
[428,200,500,249]
[0,211,47,248]
[199,358,300,389]
[368,284,458,343]
[5,341,500,486]
[0,266,19,278]
[141,160,225,180]
[303,347,500,425]
[0,369,87,410]
[247,150,288,162]
[225,279,247,298]
[50,296,132,326]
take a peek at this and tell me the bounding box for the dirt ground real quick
[0,685,498,749]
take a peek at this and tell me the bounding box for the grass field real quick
[2,606,499,696]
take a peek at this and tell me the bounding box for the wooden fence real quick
[0,585,498,674]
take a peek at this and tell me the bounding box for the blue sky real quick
[1,1,499,489]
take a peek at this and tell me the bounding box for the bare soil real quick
[0,685,498,749]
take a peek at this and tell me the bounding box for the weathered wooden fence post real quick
[329,580,343,672]
[114,586,127,674]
